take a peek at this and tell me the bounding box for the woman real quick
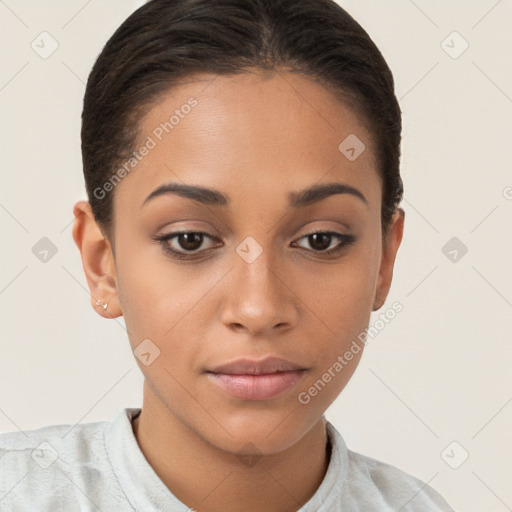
[0,0,455,510]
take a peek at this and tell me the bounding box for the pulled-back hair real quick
[81,0,403,245]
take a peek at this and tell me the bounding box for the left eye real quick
[293,231,355,254]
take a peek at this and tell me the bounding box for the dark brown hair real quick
[81,0,403,247]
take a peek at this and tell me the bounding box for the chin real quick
[202,411,317,456]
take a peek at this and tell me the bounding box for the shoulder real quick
[0,410,133,511]
[325,422,454,511]
[0,416,105,457]
[344,449,455,511]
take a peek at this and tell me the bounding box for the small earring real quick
[95,298,110,311]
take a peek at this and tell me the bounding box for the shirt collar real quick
[104,408,348,511]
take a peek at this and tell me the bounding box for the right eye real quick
[153,231,220,259]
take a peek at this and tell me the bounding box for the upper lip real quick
[208,356,306,375]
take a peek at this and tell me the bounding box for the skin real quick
[72,68,404,512]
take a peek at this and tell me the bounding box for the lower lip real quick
[207,370,305,400]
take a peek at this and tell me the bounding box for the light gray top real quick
[0,407,454,511]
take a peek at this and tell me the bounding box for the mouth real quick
[206,370,306,401]
[205,356,308,401]
[207,356,307,375]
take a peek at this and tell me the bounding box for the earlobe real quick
[372,208,405,311]
[72,200,122,319]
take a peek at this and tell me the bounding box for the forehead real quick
[113,70,381,215]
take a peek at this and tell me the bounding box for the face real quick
[74,69,404,455]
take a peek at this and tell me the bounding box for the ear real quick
[71,200,122,319]
[372,208,405,311]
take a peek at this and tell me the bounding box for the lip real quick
[206,356,307,401]
[207,371,306,400]
[207,356,306,375]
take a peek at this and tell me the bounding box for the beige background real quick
[1,1,511,510]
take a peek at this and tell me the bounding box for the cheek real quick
[312,288,371,364]
[115,239,216,369]
[297,266,374,409]
[306,247,379,365]
[315,255,377,323]
[113,229,176,346]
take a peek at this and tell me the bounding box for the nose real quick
[220,244,299,337]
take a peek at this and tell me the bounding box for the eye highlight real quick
[153,230,355,260]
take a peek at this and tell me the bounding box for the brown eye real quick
[306,233,332,251]
[176,232,204,251]
[154,231,218,259]
[294,231,355,256]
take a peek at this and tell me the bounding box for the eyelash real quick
[153,230,355,260]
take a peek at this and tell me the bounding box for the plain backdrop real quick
[1,1,511,510]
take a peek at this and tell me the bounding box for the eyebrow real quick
[141,181,368,209]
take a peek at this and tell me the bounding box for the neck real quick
[131,384,331,512]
